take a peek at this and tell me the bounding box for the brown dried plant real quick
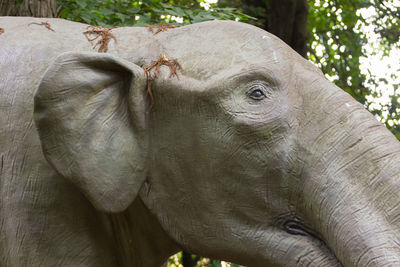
[28,22,55,32]
[0,28,4,35]
[143,54,184,109]
[83,26,117,53]
[144,24,179,35]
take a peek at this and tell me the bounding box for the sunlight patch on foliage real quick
[308,0,400,139]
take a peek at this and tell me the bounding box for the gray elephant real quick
[1,16,400,267]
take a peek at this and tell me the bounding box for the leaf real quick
[211,259,222,267]
[101,8,114,16]
[115,12,130,21]
[75,0,87,8]
[90,10,105,19]
[80,12,92,23]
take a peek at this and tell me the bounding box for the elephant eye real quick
[247,83,269,100]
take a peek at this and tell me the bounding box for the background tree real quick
[219,0,309,57]
[0,0,57,17]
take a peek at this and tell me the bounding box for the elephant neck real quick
[107,197,179,267]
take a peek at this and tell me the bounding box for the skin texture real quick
[1,17,400,266]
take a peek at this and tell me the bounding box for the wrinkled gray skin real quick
[1,17,400,267]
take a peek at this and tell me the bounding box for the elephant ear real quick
[34,52,148,213]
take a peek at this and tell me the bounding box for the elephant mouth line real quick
[275,214,322,240]
[276,214,343,265]
[282,217,322,241]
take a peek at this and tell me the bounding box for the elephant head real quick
[34,21,400,266]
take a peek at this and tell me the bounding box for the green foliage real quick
[373,1,400,47]
[307,0,400,138]
[308,0,369,103]
[218,0,268,29]
[58,0,254,27]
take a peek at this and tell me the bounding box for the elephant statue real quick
[1,16,400,267]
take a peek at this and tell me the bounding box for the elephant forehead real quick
[157,20,294,80]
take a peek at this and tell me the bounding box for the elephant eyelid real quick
[228,69,281,89]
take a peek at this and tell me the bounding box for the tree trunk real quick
[182,251,199,267]
[0,0,57,17]
[236,0,309,58]
[266,0,309,58]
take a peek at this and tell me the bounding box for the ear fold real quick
[34,52,148,213]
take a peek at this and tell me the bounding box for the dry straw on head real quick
[83,26,117,53]
[143,54,184,109]
[144,24,179,34]
[28,22,55,32]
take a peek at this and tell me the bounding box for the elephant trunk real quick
[313,169,400,266]
[297,78,400,266]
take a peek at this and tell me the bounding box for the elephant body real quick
[1,16,400,266]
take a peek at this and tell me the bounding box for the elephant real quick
[1,16,400,267]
